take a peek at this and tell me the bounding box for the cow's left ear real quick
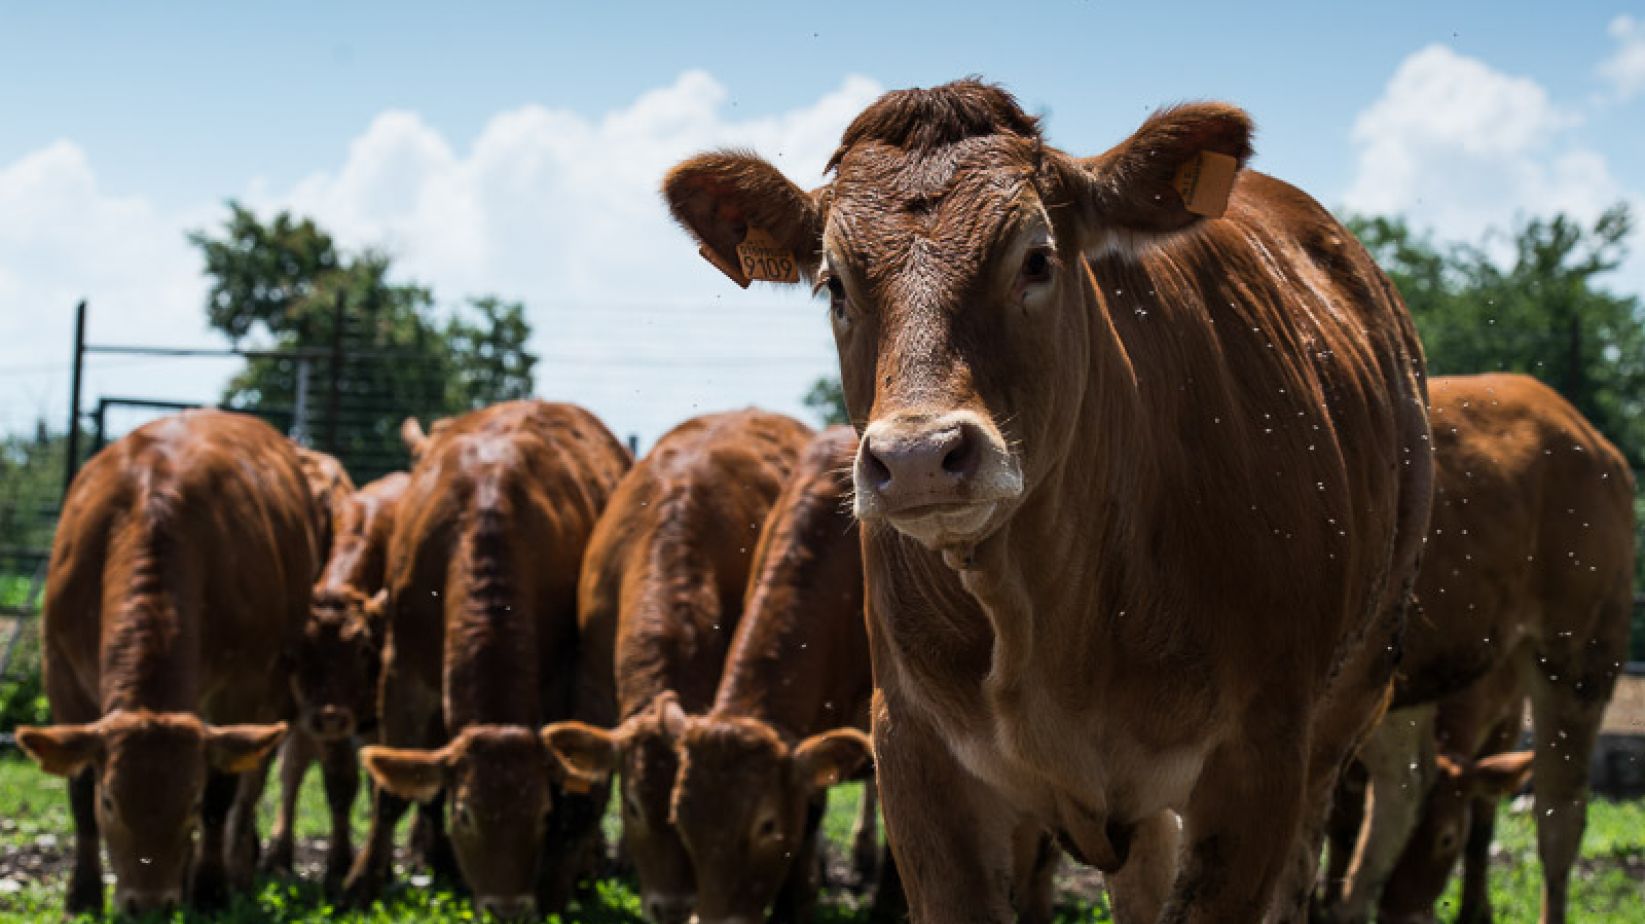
[1464,750,1535,798]
[792,728,873,791]
[360,744,452,803]
[663,151,824,288]
[16,723,104,777]
[1060,102,1253,256]
[206,722,289,773]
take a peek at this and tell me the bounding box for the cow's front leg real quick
[873,689,1017,923]
[1106,809,1182,924]
[1332,705,1436,923]
[1164,716,1307,924]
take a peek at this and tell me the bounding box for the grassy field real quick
[0,753,1640,922]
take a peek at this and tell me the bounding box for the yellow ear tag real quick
[1172,150,1239,218]
[699,243,751,289]
[735,227,800,284]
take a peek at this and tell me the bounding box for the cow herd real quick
[13,79,1638,924]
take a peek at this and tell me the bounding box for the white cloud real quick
[1599,14,1645,100]
[1342,45,1623,232]
[0,142,230,435]
[250,70,883,445]
[1,72,883,445]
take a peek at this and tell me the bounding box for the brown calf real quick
[17,410,308,915]
[342,400,630,918]
[664,80,1434,922]
[1325,374,1634,924]
[265,470,410,887]
[543,409,812,924]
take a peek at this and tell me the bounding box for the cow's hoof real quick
[64,879,103,918]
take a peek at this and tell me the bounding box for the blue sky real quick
[3,1,1643,443]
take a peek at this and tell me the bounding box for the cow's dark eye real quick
[454,802,474,828]
[756,816,778,840]
[1021,248,1054,285]
[826,276,847,321]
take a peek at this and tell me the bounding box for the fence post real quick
[292,357,311,445]
[325,290,344,453]
[92,398,109,453]
[63,299,87,499]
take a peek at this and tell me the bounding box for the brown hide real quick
[553,409,811,924]
[669,426,873,922]
[20,410,310,914]
[663,80,1434,922]
[348,400,630,915]
[293,446,356,564]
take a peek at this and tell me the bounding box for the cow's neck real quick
[957,268,1153,709]
[100,513,198,714]
[442,508,539,730]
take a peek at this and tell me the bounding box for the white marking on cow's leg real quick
[1105,810,1182,924]
[1336,704,1437,923]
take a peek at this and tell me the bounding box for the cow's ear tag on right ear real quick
[736,227,800,284]
[699,242,752,289]
[1173,150,1239,218]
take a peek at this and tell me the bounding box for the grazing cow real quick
[1323,373,1634,924]
[1378,662,1531,924]
[562,426,882,923]
[662,80,1434,922]
[342,400,630,918]
[17,410,308,915]
[264,470,410,887]
[542,409,812,924]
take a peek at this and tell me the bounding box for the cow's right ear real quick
[662,151,824,288]
[360,745,452,803]
[541,722,624,786]
[15,723,103,777]
[1464,751,1535,798]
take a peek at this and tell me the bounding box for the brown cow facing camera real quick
[1320,374,1634,924]
[664,80,1435,922]
[542,409,812,924]
[341,400,630,918]
[264,469,410,888]
[17,410,310,915]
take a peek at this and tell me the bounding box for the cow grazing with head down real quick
[17,410,308,915]
[541,409,812,924]
[341,400,630,918]
[663,80,1435,922]
[264,469,410,888]
[558,426,888,924]
[1321,374,1634,924]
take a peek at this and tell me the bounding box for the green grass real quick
[1,754,1638,922]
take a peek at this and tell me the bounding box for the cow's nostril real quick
[860,438,893,491]
[941,427,979,478]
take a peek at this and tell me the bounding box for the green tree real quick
[189,203,538,480]
[804,377,850,427]
[1348,205,1645,467]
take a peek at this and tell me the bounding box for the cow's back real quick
[383,400,630,726]
[575,409,814,725]
[1396,373,1635,706]
[45,410,319,718]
